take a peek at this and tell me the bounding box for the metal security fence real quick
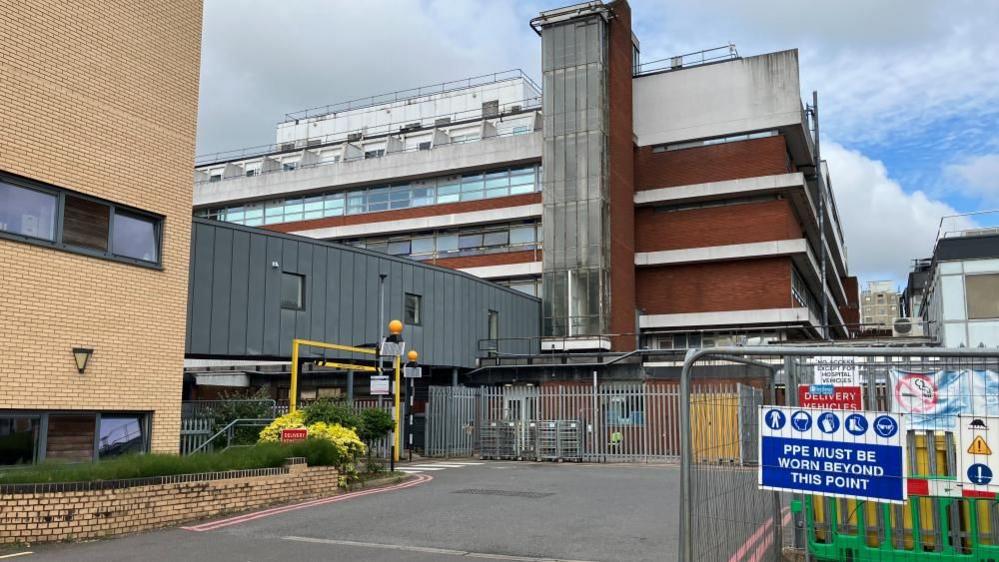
[425,382,761,463]
[677,346,999,562]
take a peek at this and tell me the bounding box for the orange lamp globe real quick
[407,350,419,362]
[388,319,404,335]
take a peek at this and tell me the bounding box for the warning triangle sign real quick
[968,436,993,455]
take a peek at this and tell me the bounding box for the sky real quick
[196,0,999,288]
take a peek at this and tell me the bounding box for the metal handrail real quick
[634,44,739,76]
[187,418,275,455]
[195,96,541,168]
[283,69,542,122]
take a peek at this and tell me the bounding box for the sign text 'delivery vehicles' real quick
[758,406,907,503]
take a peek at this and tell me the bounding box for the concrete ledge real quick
[0,460,338,545]
[635,239,807,266]
[640,307,817,329]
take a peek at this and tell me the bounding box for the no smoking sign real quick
[894,373,938,414]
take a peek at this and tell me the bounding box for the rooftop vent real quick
[482,100,499,118]
[400,122,422,133]
[434,117,452,127]
[279,142,296,151]
[346,132,363,142]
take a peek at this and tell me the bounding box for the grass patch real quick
[0,439,344,485]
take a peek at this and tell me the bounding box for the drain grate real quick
[452,488,554,499]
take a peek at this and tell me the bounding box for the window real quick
[63,195,110,252]
[482,230,509,247]
[967,274,999,320]
[418,141,432,151]
[364,149,385,159]
[112,211,158,263]
[281,272,305,310]
[0,180,56,241]
[1,176,167,267]
[405,293,422,325]
[282,162,298,171]
[488,310,499,340]
[97,414,147,459]
[209,174,222,182]
[653,130,778,152]
[0,416,40,465]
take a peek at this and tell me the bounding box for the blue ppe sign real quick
[759,406,908,503]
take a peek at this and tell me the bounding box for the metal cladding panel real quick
[228,230,251,355]
[185,219,540,368]
[209,227,233,354]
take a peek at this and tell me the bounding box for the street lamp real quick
[381,320,405,463]
[72,347,93,374]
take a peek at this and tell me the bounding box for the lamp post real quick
[404,350,420,461]
[381,320,405,463]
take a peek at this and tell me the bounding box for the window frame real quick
[0,170,164,269]
[280,272,306,311]
[405,293,422,326]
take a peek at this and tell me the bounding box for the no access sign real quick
[759,406,907,503]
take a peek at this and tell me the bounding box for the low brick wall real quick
[0,458,339,544]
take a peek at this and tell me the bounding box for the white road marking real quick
[0,553,33,559]
[400,465,447,471]
[397,469,424,473]
[282,536,598,562]
[418,463,467,468]
[446,462,485,465]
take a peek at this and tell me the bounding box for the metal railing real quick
[187,418,276,455]
[194,96,541,170]
[634,44,739,76]
[677,345,999,562]
[283,69,542,122]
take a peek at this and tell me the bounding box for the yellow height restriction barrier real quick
[289,338,377,412]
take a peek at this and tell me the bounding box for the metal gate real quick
[677,346,999,562]
[425,382,761,463]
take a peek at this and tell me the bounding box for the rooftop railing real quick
[283,69,542,122]
[634,44,739,76]
[936,209,999,242]
[196,94,541,168]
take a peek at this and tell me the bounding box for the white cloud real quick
[825,141,975,285]
[947,154,999,203]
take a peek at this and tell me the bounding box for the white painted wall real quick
[194,131,542,206]
[633,50,803,147]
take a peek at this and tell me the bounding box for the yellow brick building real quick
[0,1,202,460]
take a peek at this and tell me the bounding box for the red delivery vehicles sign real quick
[798,384,863,410]
[280,428,308,443]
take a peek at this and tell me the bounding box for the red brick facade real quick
[264,191,541,234]
[607,0,637,348]
[636,258,793,315]
[431,250,541,270]
[635,199,802,252]
[635,135,794,190]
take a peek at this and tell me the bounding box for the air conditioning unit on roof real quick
[892,317,925,338]
[346,132,363,142]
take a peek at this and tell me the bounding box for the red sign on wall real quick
[797,385,863,410]
[280,428,308,443]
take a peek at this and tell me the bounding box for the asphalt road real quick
[14,461,681,562]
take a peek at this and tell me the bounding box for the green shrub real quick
[0,440,342,485]
[301,398,360,429]
[357,408,394,443]
[209,389,274,445]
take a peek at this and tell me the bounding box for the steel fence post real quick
[679,348,698,562]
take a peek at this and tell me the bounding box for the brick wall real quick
[636,258,793,314]
[607,0,637,349]
[635,135,793,190]
[635,199,802,252]
[266,192,542,234]
[0,462,338,545]
[432,249,541,270]
[0,2,203,452]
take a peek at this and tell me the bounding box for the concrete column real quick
[347,371,354,402]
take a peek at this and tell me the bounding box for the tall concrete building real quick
[0,1,202,462]
[194,0,857,359]
[861,280,901,328]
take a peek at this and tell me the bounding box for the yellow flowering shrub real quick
[258,410,306,443]
[258,412,367,485]
[306,422,367,458]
